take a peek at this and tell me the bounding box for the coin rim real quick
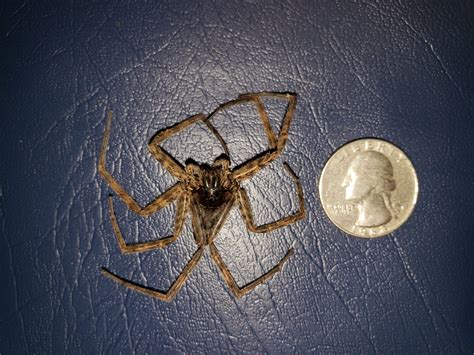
[318,138,419,238]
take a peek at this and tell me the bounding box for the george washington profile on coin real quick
[342,150,396,228]
[319,139,418,238]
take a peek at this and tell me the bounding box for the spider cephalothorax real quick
[98,92,306,301]
[184,156,235,203]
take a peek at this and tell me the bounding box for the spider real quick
[98,92,306,302]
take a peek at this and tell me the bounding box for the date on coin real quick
[319,138,418,238]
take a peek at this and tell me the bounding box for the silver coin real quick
[319,138,418,238]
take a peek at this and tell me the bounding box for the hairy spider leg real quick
[231,93,297,181]
[99,111,182,217]
[209,243,294,298]
[107,194,188,254]
[99,112,194,296]
[147,93,285,174]
[202,120,231,158]
[148,113,207,181]
[205,95,278,153]
[238,162,306,233]
[101,247,204,302]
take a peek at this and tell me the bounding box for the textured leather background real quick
[1,0,473,353]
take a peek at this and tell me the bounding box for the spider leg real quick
[202,120,231,158]
[231,93,297,181]
[238,92,301,148]
[238,162,306,233]
[210,243,294,298]
[253,96,278,148]
[205,95,278,150]
[148,113,206,181]
[108,194,188,254]
[99,112,183,216]
[101,246,204,302]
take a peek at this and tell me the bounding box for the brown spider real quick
[98,92,306,302]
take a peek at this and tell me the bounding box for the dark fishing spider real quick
[98,92,306,302]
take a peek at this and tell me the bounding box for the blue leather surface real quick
[1,1,473,353]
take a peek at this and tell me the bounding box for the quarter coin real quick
[319,138,418,238]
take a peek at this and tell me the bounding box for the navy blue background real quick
[1,1,473,353]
